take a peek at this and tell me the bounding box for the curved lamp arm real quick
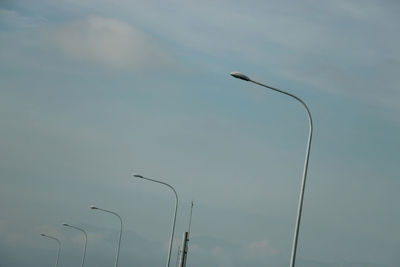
[90,206,123,267]
[132,173,179,267]
[230,71,313,267]
[62,223,88,267]
[40,233,61,267]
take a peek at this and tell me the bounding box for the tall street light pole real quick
[62,223,88,267]
[132,173,178,267]
[40,233,61,267]
[90,205,123,267]
[230,71,313,267]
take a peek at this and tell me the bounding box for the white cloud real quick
[48,15,173,69]
[0,8,47,29]
[212,245,224,256]
[248,239,277,255]
[87,231,103,242]
[125,0,400,111]
[330,0,386,20]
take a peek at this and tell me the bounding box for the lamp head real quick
[89,205,97,210]
[230,71,250,81]
[132,173,144,178]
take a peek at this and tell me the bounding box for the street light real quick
[40,233,61,267]
[90,205,123,267]
[132,173,178,267]
[62,223,88,267]
[230,71,313,267]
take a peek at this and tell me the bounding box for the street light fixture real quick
[90,205,123,267]
[132,173,178,267]
[230,71,313,267]
[40,233,61,267]
[62,223,88,267]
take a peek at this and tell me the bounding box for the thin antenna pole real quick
[178,202,194,267]
[176,247,181,267]
[188,201,194,234]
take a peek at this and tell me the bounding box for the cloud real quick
[212,245,224,256]
[0,8,47,29]
[48,15,173,69]
[248,239,277,255]
[125,0,400,112]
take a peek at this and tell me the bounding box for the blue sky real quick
[0,0,399,266]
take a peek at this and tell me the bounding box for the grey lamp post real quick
[40,233,61,267]
[62,223,88,267]
[230,71,313,267]
[90,205,123,267]
[132,173,178,267]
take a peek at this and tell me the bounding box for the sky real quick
[0,0,399,266]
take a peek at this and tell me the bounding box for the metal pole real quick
[230,72,313,267]
[62,223,88,267]
[178,232,189,267]
[176,246,181,267]
[178,201,194,267]
[188,201,194,235]
[40,233,61,267]
[132,174,178,267]
[90,206,123,267]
